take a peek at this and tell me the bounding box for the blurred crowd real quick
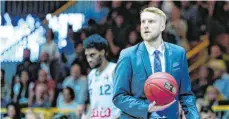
[1,1,229,119]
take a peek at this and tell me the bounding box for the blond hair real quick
[204,86,225,104]
[141,7,167,23]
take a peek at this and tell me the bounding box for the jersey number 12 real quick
[99,84,111,95]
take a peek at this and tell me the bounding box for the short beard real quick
[150,33,160,42]
[143,33,160,42]
[93,55,103,69]
[94,63,101,69]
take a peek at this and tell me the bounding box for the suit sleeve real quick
[179,49,200,119]
[112,50,150,119]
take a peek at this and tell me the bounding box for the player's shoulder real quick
[88,69,96,77]
[119,42,141,58]
[108,62,116,68]
[165,42,185,54]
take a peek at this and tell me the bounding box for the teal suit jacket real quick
[113,42,200,119]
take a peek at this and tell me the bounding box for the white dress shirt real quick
[144,41,166,118]
[144,41,166,74]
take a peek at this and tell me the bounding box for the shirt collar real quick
[144,41,165,56]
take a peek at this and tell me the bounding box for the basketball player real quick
[113,7,199,119]
[83,34,120,119]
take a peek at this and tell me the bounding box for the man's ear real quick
[100,49,106,56]
[160,23,165,32]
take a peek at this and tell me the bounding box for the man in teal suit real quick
[113,7,200,119]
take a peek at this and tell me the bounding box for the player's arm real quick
[179,49,200,119]
[113,50,151,119]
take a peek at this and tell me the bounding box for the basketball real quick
[144,72,178,105]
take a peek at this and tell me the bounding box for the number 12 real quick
[99,84,111,95]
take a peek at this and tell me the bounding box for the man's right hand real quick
[148,100,176,112]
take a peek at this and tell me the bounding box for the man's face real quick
[21,71,29,84]
[23,49,30,60]
[38,70,48,82]
[35,84,47,99]
[46,29,53,40]
[8,105,16,118]
[210,45,222,59]
[71,64,81,78]
[199,66,208,79]
[140,12,164,42]
[75,43,84,54]
[207,88,218,101]
[63,88,71,102]
[85,48,103,69]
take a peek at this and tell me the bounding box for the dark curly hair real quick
[83,34,108,52]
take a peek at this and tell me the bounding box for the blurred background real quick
[0,1,229,119]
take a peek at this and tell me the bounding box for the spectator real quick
[216,32,229,50]
[30,83,50,108]
[125,28,141,48]
[16,48,33,75]
[207,60,229,99]
[196,1,215,35]
[207,1,229,42]
[196,86,224,111]
[57,87,78,109]
[180,1,200,42]
[13,69,32,106]
[165,2,190,51]
[209,44,224,60]
[3,102,22,119]
[181,1,198,26]
[10,75,20,101]
[191,65,214,99]
[71,42,90,75]
[29,69,55,107]
[105,28,121,62]
[93,1,110,24]
[36,51,60,81]
[199,106,216,119]
[161,1,174,20]
[214,33,229,61]
[125,1,141,25]
[55,87,80,119]
[40,29,60,60]
[62,64,87,105]
[208,44,229,72]
[61,25,75,56]
[39,52,51,77]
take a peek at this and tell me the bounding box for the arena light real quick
[46,13,85,37]
[26,14,35,31]
[0,14,44,61]
[46,13,52,21]
[58,39,67,48]
[3,13,12,25]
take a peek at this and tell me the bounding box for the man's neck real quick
[145,35,163,49]
[98,59,108,73]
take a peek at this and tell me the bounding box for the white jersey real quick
[88,62,120,119]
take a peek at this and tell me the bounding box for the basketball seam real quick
[149,82,176,98]
[148,77,177,85]
[147,78,177,95]
[148,83,158,103]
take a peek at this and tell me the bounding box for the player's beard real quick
[147,33,160,42]
[94,55,103,69]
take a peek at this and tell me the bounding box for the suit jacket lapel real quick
[138,42,152,77]
[164,42,172,74]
